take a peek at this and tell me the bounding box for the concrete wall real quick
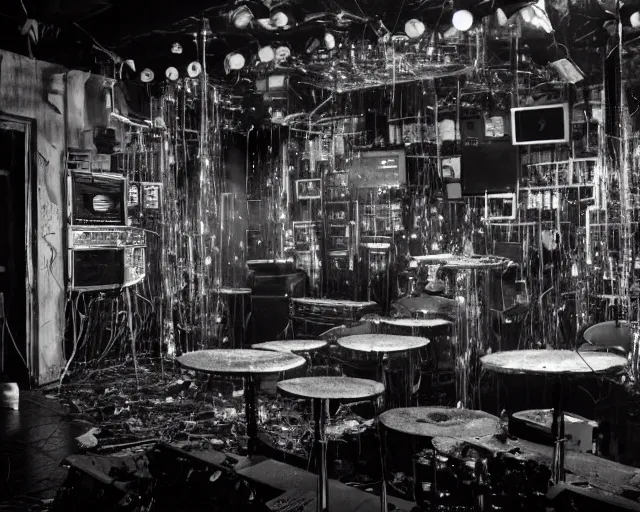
[0,49,108,385]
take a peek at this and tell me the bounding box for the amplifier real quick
[69,226,146,249]
[68,227,146,290]
[290,298,380,323]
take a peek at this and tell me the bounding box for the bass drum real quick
[413,447,477,511]
[431,436,550,512]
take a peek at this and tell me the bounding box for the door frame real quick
[0,112,38,385]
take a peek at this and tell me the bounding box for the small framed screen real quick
[511,103,569,145]
[70,171,126,225]
[350,149,406,189]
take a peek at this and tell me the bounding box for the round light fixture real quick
[631,11,640,28]
[496,8,508,26]
[187,61,202,78]
[140,68,155,83]
[405,19,426,39]
[165,67,179,81]
[258,45,276,62]
[224,52,246,74]
[324,32,336,50]
[231,5,254,29]
[275,45,291,62]
[271,10,289,28]
[452,10,473,31]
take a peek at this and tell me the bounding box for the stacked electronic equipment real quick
[66,149,146,291]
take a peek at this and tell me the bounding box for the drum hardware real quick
[481,350,627,486]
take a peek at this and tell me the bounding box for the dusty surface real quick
[376,317,451,329]
[291,297,377,307]
[481,349,628,376]
[251,340,327,353]
[216,287,252,295]
[278,376,385,400]
[338,334,429,353]
[379,407,500,438]
[177,349,306,374]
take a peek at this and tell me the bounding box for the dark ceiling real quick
[1,0,640,82]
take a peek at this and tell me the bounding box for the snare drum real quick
[431,436,550,512]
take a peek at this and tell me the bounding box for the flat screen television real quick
[349,148,406,189]
[70,171,126,225]
[511,103,569,145]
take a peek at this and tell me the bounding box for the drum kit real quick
[270,251,639,511]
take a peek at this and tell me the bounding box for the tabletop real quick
[480,349,628,376]
[375,317,451,329]
[379,407,501,439]
[177,349,306,375]
[278,376,385,401]
[290,297,378,307]
[411,254,510,270]
[251,339,327,353]
[338,334,430,353]
[216,287,252,295]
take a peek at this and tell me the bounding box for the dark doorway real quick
[0,123,28,385]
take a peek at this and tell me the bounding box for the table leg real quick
[551,378,566,483]
[314,398,328,512]
[245,374,258,456]
[374,400,389,512]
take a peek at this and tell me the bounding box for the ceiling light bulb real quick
[140,69,154,83]
[275,46,291,62]
[306,37,321,53]
[231,6,254,29]
[271,11,289,27]
[442,26,459,40]
[631,11,640,28]
[452,10,473,31]
[258,46,275,62]
[225,52,246,73]
[324,32,336,49]
[165,67,179,81]
[187,61,202,78]
[496,8,508,26]
[405,19,425,39]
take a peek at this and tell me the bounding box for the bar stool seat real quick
[251,339,327,354]
[278,376,386,512]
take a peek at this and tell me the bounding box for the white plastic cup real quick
[0,382,19,410]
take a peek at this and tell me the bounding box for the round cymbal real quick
[338,334,429,353]
[379,407,501,439]
[278,376,385,401]
[582,321,632,353]
[177,349,305,375]
[481,349,628,376]
[251,339,327,353]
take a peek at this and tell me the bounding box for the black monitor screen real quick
[73,249,124,288]
[512,104,568,144]
[71,172,125,225]
[461,142,519,195]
